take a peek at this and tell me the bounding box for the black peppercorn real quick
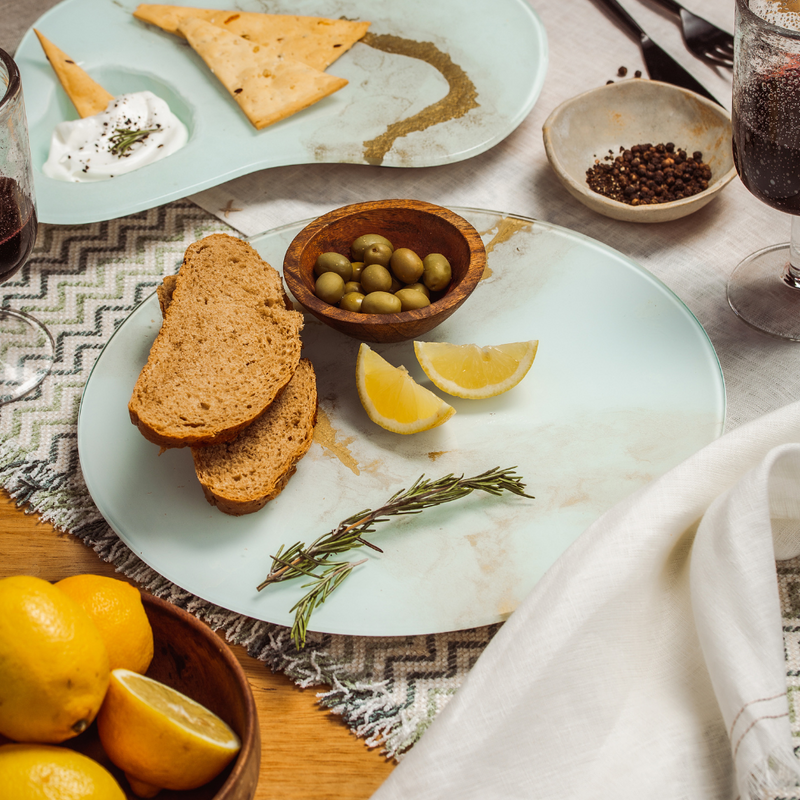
[585,143,713,205]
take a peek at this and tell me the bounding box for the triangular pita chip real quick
[178,16,348,130]
[34,29,113,118]
[134,4,370,72]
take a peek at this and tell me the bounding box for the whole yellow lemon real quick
[0,575,110,743]
[0,743,126,800]
[55,575,154,674]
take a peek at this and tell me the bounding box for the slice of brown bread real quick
[128,233,303,448]
[192,358,318,515]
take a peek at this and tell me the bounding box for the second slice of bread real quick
[192,358,318,515]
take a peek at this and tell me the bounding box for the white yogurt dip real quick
[43,91,188,182]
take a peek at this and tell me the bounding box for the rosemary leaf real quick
[288,560,366,649]
[108,126,159,157]
[258,467,533,648]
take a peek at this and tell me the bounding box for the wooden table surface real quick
[0,489,395,799]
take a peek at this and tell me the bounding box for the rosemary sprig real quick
[108,126,159,157]
[288,559,367,650]
[257,467,533,648]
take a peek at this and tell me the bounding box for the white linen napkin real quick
[372,401,800,800]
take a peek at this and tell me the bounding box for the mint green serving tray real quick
[77,210,725,637]
[16,0,548,224]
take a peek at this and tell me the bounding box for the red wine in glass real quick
[732,68,800,215]
[727,0,800,340]
[0,176,37,284]
[0,45,53,405]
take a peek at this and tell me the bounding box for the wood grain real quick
[0,489,395,799]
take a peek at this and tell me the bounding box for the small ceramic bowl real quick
[68,592,260,800]
[282,199,487,343]
[542,79,736,223]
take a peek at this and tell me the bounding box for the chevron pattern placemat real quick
[0,198,500,759]
[2,198,800,762]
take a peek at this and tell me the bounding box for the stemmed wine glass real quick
[0,46,53,404]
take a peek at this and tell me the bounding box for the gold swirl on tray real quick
[361,33,479,165]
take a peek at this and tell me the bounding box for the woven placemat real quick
[2,198,799,761]
[0,199,498,760]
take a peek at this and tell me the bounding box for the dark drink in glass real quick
[0,46,53,404]
[732,68,800,214]
[727,0,800,340]
[0,177,37,283]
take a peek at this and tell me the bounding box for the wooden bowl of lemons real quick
[52,590,258,800]
[0,577,259,799]
[282,199,487,343]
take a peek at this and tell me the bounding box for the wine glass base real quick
[727,243,800,341]
[1,308,55,405]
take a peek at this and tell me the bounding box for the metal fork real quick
[647,0,734,68]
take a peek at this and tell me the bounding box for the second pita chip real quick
[134,5,370,72]
[178,16,348,130]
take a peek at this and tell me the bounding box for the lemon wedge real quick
[356,343,455,434]
[96,669,241,796]
[413,340,538,399]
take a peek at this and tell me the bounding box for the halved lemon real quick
[413,340,538,399]
[356,343,455,434]
[96,669,241,796]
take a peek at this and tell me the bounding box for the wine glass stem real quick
[788,216,800,288]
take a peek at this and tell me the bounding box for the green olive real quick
[390,248,424,284]
[363,243,393,267]
[361,291,402,314]
[350,261,365,281]
[351,234,393,261]
[395,288,431,311]
[339,291,365,312]
[315,271,345,305]
[343,281,363,295]
[314,251,352,281]
[360,264,393,293]
[422,253,452,292]
[403,282,431,298]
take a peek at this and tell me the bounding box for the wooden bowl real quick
[64,592,261,800]
[283,199,487,343]
[542,80,736,223]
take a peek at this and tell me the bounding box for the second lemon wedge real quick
[413,340,538,399]
[356,343,455,434]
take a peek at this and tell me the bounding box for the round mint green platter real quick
[77,209,725,637]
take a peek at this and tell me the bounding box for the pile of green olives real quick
[313,233,453,315]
